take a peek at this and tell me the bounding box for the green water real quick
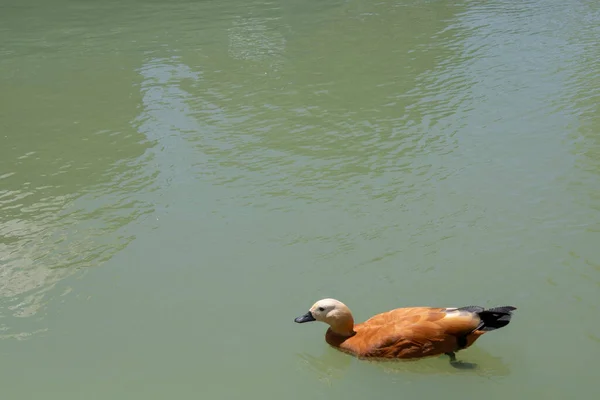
[1,0,599,398]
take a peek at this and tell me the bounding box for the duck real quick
[294,298,516,368]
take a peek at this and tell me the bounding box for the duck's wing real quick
[348,307,482,359]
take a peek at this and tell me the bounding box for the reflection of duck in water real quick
[295,298,516,369]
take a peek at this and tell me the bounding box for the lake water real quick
[1,0,599,398]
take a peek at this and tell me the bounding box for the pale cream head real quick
[295,298,355,336]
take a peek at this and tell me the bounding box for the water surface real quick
[1,0,599,398]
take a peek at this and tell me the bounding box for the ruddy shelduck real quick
[294,298,516,368]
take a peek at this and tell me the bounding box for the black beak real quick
[294,311,316,323]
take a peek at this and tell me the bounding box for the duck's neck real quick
[328,314,355,337]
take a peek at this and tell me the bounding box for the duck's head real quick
[294,298,355,336]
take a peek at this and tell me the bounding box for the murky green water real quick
[1,0,599,398]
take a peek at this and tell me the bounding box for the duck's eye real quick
[318,307,325,312]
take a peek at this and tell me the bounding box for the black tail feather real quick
[475,306,517,331]
[457,305,517,331]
